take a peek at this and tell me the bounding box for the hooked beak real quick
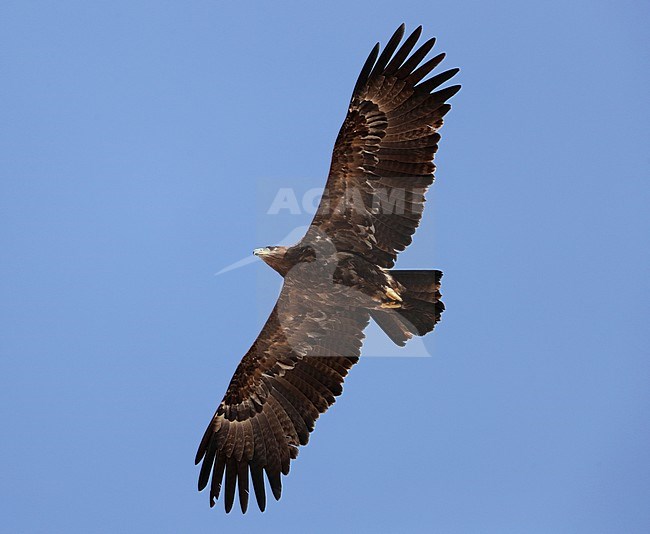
[254,247,271,256]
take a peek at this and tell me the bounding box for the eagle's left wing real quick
[307,24,460,268]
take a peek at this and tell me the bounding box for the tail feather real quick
[370,269,444,346]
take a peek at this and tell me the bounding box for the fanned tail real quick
[370,269,444,346]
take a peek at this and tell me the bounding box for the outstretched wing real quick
[196,267,370,513]
[307,24,460,268]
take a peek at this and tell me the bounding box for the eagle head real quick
[254,245,317,276]
[253,246,291,276]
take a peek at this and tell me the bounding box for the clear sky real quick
[1,1,648,533]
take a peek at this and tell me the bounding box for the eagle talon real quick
[380,301,402,309]
[384,287,402,302]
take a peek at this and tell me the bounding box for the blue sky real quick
[1,1,648,532]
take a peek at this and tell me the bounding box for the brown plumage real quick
[196,24,459,513]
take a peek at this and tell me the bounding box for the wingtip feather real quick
[370,24,407,78]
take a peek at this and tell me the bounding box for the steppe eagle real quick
[196,23,460,513]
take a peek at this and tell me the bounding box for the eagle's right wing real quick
[195,269,370,513]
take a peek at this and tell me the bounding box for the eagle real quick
[196,24,460,513]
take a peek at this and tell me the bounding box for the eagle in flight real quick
[196,24,460,513]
